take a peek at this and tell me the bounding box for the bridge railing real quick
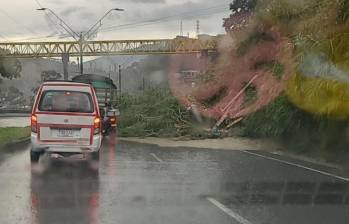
[0,38,217,58]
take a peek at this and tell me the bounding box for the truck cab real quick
[72,74,120,135]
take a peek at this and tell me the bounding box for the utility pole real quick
[142,72,145,91]
[196,20,200,37]
[37,7,124,76]
[79,32,84,75]
[113,64,117,83]
[118,65,121,96]
[77,56,80,72]
[180,20,183,36]
[62,53,69,80]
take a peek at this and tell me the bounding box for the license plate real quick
[57,129,74,137]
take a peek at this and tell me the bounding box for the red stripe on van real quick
[90,86,100,117]
[35,112,96,116]
[39,124,93,128]
[43,83,90,87]
[32,85,43,114]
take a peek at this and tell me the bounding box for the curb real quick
[118,137,341,171]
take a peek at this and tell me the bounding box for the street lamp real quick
[36,8,79,40]
[37,7,124,75]
[84,8,124,40]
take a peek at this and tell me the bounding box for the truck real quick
[72,74,120,136]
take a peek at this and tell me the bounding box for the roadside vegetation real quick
[238,95,349,162]
[117,87,349,163]
[0,127,30,149]
[118,88,215,139]
[118,0,349,164]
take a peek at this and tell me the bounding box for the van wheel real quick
[91,151,100,161]
[30,151,40,163]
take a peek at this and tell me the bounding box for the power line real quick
[11,33,60,42]
[33,0,72,39]
[0,9,38,35]
[56,4,228,37]
[10,2,230,41]
[99,8,228,34]
[0,34,9,41]
[33,0,43,8]
[51,6,227,39]
[100,4,228,33]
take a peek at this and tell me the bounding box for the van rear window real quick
[38,90,94,113]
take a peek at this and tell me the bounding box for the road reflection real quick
[218,181,349,206]
[30,160,99,224]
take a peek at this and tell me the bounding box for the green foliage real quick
[0,127,30,148]
[118,88,192,137]
[118,88,218,139]
[41,70,62,82]
[237,31,275,55]
[242,95,299,138]
[338,0,349,23]
[241,94,349,153]
[0,57,21,79]
[243,84,257,106]
[254,61,285,80]
[230,0,257,13]
[203,87,228,107]
[261,0,315,22]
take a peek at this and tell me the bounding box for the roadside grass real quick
[238,94,349,162]
[118,88,216,139]
[117,88,349,163]
[0,127,30,148]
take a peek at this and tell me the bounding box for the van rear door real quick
[33,85,99,146]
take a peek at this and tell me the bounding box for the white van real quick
[30,82,102,163]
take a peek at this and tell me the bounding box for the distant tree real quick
[229,0,257,14]
[41,70,62,82]
[0,56,22,79]
[9,86,20,94]
[223,0,258,32]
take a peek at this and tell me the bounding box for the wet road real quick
[0,137,349,224]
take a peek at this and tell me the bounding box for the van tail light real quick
[31,115,38,133]
[110,116,117,127]
[93,117,101,135]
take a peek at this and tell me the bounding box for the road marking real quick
[207,197,252,224]
[150,153,164,163]
[242,150,349,182]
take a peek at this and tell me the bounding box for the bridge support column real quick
[62,53,69,80]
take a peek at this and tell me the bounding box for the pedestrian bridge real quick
[0,38,217,58]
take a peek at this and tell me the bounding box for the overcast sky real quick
[0,0,231,41]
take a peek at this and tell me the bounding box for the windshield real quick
[38,90,94,113]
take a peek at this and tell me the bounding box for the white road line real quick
[242,150,349,182]
[150,153,164,163]
[207,197,253,224]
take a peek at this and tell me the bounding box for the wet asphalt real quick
[0,136,349,224]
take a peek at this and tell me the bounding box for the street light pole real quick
[36,8,79,40]
[79,32,84,75]
[37,7,124,76]
[84,8,124,40]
